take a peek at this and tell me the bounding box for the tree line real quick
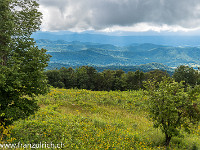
[45,65,200,91]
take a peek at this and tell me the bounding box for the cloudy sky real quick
[38,0,200,34]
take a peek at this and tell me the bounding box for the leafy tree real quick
[112,70,126,91]
[145,69,169,83]
[0,0,50,127]
[102,70,115,91]
[173,65,199,86]
[84,66,98,90]
[134,70,144,89]
[93,72,105,91]
[59,67,75,89]
[75,66,90,89]
[45,70,65,88]
[124,71,135,90]
[125,70,144,90]
[146,77,200,146]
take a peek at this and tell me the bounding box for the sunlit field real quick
[2,88,200,149]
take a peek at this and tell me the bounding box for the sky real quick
[38,0,200,35]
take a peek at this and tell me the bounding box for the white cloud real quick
[38,0,200,32]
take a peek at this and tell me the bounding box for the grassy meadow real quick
[2,88,200,149]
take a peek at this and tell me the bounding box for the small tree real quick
[146,77,200,146]
[125,70,144,90]
[0,0,50,127]
[145,69,169,83]
[45,70,65,88]
[173,65,199,86]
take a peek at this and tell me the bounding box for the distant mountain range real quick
[32,31,200,47]
[33,32,200,73]
[35,39,200,70]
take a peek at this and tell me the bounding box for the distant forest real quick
[46,62,174,75]
[45,65,200,91]
[36,40,200,68]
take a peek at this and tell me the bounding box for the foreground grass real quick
[3,88,200,149]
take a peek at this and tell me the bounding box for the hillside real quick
[94,63,174,74]
[6,88,200,149]
[36,40,200,69]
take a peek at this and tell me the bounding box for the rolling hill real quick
[36,40,200,70]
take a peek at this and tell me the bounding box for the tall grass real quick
[3,88,200,149]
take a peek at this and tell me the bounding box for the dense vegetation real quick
[45,66,163,91]
[45,65,200,91]
[1,87,199,149]
[46,62,174,75]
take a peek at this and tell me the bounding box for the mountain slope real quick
[37,40,200,68]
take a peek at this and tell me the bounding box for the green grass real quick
[3,88,200,149]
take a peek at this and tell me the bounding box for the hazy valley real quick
[35,36,200,73]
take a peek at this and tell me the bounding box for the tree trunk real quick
[165,134,172,146]
[1,55,7,66]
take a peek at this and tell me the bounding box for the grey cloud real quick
[39,0,69,13]
[38,0,200,31]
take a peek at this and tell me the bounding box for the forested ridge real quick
[35,39,200,68]
[45,65,200,91]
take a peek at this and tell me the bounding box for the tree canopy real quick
[0,0,50,127]
[173,65,200,86]
[146,77,200,146]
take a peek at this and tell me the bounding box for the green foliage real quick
[0,0,50,127]
[45,66,147,91]
[125,70,145,90]
[173,65,200,86]
[10,107,140,149]
[7,89,153,149]
[45,69,65,88]
[145,69,169,83]
[1,88,199,149]
[59,67,75,89]
[75,66,97,90]
[146,77,200,146]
